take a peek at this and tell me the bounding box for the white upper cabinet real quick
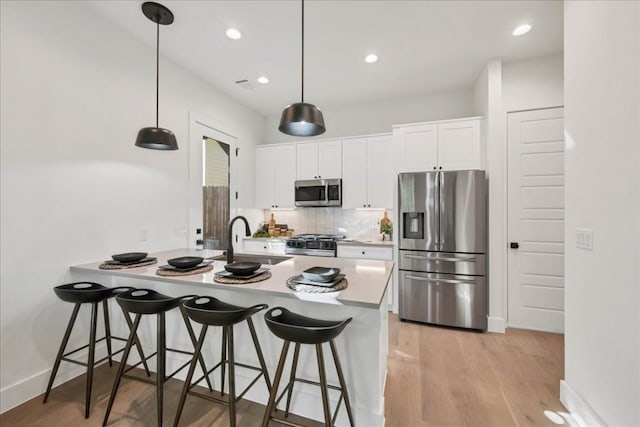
[341,138,368,208]
[437,120,481,170]
[296,140,342,180]
[394,118,483,172]
[367,135,393,208]
[396,123,438,173]
[255,144,296,208]
[342,135,393,209]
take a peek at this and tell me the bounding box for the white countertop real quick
[70,249,394,309]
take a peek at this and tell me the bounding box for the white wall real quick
[473,53,564,333]
[0,1,263,412]
[562,1,639,425]
[262,88,475,144]
[503,53,564,112]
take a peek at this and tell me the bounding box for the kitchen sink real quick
[208,253,292,265]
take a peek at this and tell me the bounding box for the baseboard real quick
[1,342,108,414]
[560,380,606,427]
[487,316,506,333]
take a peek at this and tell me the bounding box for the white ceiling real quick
[87,1,563,117]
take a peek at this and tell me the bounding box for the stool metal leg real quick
[247,318,272,393]
[284,343,301,417]
[44,303,81,404]
[157,312,166,427]
[103,313,142,426]
[261,340,291,427]
[227,326,237,427]
[120,307,151,377]
[179,305,213,392]
[173,325,208,427]
[84,302,99,419]
[221,327,227,396]
[330,340,355,427]
[316,344,332,427]
[103,300,113,367]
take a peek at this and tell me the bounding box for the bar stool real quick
[43,282,150,419]
[102,289,213,427]
[261,307,355,427]
[173,296,272,427]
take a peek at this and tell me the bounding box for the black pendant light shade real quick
[279,102,325,136]
[279,0,326,137]
[135,127,177,150]
[136,2,178,150]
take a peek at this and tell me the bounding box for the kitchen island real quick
[70,249,393,427]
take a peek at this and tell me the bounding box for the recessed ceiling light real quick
[226,28,242,40]
[512,24,532,36]
[257,76,269,84]
[365,54,378,64]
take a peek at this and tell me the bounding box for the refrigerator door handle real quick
[434,172,442,250]
[404,254,476,262]
[430,256,477,262]
[437,170,443,251]
[404,275,476,285]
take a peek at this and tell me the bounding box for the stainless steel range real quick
[285,234,345,257]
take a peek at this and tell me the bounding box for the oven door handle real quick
[404,275,475,285]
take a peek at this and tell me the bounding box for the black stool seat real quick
[174,297,271,427]
[264,307,351,344]
[103,290,212,427]
[44,282,149,419]
[53,282,116,304]
[115,288,182,314]
[184,296,268,326]
[261,307,354,427]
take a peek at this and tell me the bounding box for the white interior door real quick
[507,107,565,333]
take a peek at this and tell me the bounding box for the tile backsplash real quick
[261,208,393,240]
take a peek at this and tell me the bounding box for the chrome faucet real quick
[227,215,251,264]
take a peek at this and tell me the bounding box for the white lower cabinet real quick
[337,244,394,309]
[242,239,286,254]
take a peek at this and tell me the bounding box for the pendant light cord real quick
[156,20,160,128]
[301,0,304,103]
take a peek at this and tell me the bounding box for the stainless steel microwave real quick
[294,179,342,207]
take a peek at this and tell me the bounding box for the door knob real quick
[510,242,519,249]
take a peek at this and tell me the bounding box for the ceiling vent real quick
[234,79,254,90]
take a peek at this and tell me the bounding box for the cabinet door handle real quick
[433,166,436,170]
[439,166,443,170]
[362,251,366,255]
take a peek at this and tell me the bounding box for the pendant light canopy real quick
[135,2,178,150]
[279,0,325,137]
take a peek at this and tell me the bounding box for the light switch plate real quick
[576,228,593,250]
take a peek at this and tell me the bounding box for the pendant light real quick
[278,0,326,137]
[135,2,178,150]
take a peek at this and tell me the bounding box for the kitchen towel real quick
[99,258,157,270]
[286,276,348,293]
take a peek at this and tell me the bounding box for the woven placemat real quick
[286,276,348,293]
[99,258,157,270]
[156,264,214,277]
[214,270,272,284]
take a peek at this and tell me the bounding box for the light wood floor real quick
[1,314,565,426]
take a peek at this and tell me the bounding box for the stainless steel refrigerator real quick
[398,170,487,330]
